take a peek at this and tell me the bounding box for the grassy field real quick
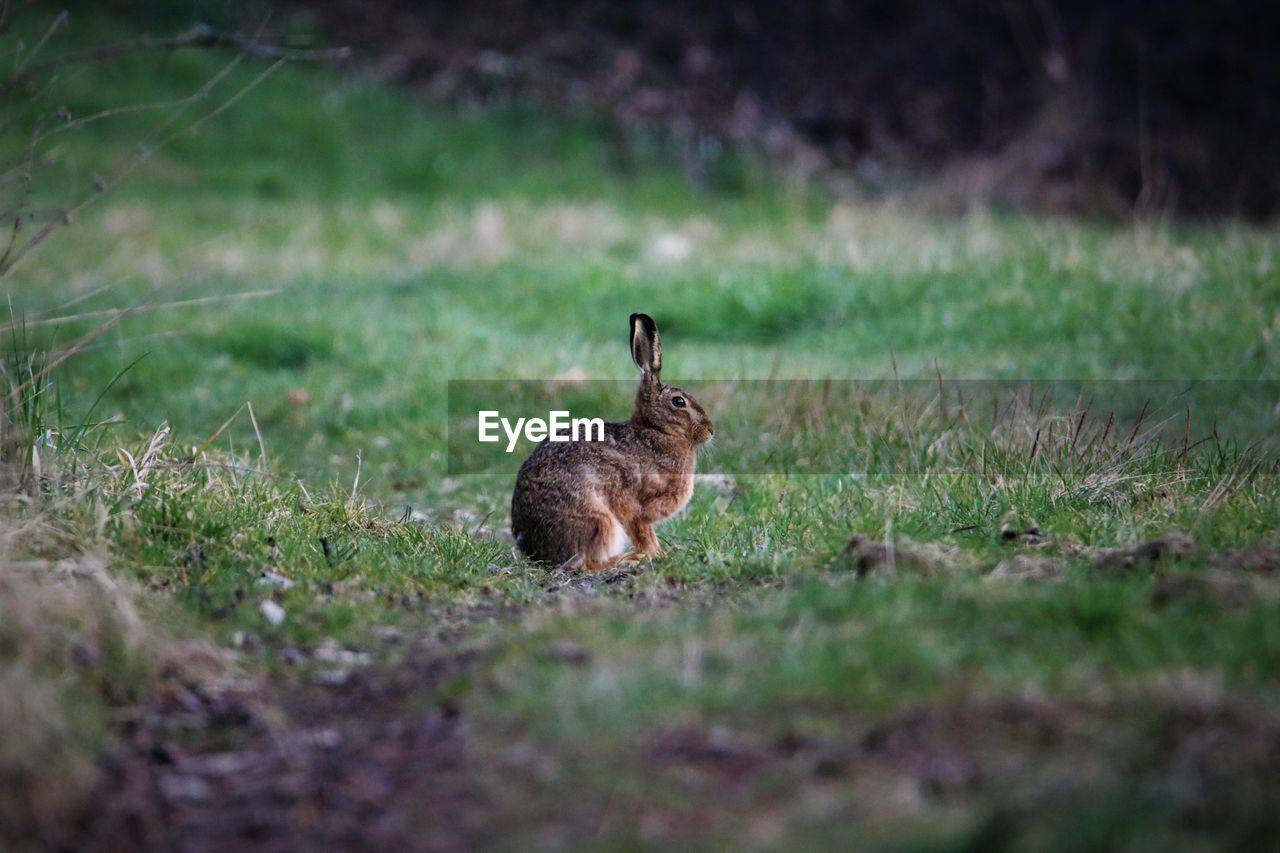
[4,11,1280,851]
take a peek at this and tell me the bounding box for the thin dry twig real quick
[246,401,268,465]
[0,20,348,281]
[11,11,70,75]
[0,52,254,279]
[0,22,351,96]
[7,329,187,360]
[0,288,281,333]
[4,308,135,406]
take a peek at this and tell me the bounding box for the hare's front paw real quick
[618,548,663,565]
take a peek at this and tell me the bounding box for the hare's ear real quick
[630,312,662,379]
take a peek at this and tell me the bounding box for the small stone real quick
[157,773,212,803]
[550,640,591,665]
[260,599,286,626]
[70,637,102,667]
[257,570,295,590]
[1094,532,1195,570]
[280,647,307,666]
[989,555,1065,581]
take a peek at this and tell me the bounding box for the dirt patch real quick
[988,554,1067,581]
[646,698,1068,800]
[845,530,1208,581]
[650,725,769,784]
[1212,547,1280,575]
[1092,532,1196,571]
[49,640,1280,850]
[68,651,488,853]
[1150,571,1260,609]
[840,534,966,579]
[638,693,1280,841]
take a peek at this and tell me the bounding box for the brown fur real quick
[511,314,714,570]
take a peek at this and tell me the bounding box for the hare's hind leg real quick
[583,551,632,572]
[584,529,660,571]
[626,521,665,559]
[580,513,631,572]
[585,548,655,572]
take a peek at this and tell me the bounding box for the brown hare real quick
[511,313,714,570]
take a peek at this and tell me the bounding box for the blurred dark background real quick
[49,0,1280,218]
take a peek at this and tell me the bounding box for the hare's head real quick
[628,313,714,445]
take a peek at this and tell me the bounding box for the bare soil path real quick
[70,651,488,853]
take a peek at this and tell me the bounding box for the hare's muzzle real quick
[693,413,715,444]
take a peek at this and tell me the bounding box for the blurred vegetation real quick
[297,0,1280,218]
[2,5,1279,850]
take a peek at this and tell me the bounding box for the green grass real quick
[3,9,1280,850]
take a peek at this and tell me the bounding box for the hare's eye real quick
[671,396,687,409]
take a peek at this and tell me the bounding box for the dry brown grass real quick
[0,461,229,850]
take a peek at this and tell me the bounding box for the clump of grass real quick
[0,481,214,850]
[207,321,334,370]
[1,332,59,489]
[0,544,143,843]
[0,408,275,853]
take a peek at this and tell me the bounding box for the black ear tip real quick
[630,313,656,334]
